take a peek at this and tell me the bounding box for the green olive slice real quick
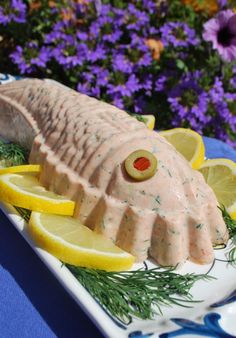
[125,149,157,181]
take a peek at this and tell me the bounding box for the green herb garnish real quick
[14,206,31,222]
[66,264,213,323]
[130,113,148,124]
[15,205,213,323]
[0,140,27,167]
[220,206,236,264]
[228,245,236,263]
[220,205,236,239]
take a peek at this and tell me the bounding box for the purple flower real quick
[10,42,51,74]
[209,78,236,130]
[45,21,75,45]
[203,10,236,62]
[229,67,236,89]
[112,54,133,74]
[140,74,153,96]
[112,94,125,110]
[76,31,88,41]
[168,73,209,132]
[209,77,224,103]
[95,68,110,86]
[77,82,92,96]
[218,0,228,9]
[160,22,199,48]
[0,0,26,25]
[103,30,123,43]
[126,4,149,31]
[133,95,147,113]
[107,74,140,97]
[88,45,107,62]
[10,46,33,73]
[155,75,168,92]
[136,52,153,67]
[51,42,88,69]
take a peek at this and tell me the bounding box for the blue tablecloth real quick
[0,137,236,338]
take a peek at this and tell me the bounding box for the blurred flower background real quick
[0,0,236,147]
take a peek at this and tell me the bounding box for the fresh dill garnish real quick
[228,245,236,264]
[155,195,161,204]
[14,204,214,323]
[14,206,31,222]
[196,223,203,229]
[220,205,236,239]
[130,113,147,124]
[0,140,27,166]
[66,264,213,324]
[219,206,236,264]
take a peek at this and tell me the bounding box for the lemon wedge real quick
[0,173,75,215]
[28,212,135,271]
[142,114,155,130]
[159,128,205,169]
[199,158,236,219]
[132,114,155,130]
[0,164,41,175]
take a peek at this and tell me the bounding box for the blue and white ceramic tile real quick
[0,73,21,84]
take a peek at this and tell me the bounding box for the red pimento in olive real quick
[125,149,157,181]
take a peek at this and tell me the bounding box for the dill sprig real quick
[14,204,214,322]
[219,206,236,264]
[220,205,236,239]
[14,206,31,222]
[66,264,213,324]
[228,245,236,263]
[0,140,27,166]
[130,113,148,124]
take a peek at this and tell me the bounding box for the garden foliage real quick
[0,0,236,147]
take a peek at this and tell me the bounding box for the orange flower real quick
[61,8,74,21]
[181,0,219,15]
[75,0,89,3]
[29,1,42,12]
[145,39,164,61]
[48,1,57,7]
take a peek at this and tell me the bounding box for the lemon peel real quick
[159,128,205,169]
[199,158,236,219]
[142,114,155,130]
[0,172,75,215]
[28,212,135,271]
[0,164,41,175]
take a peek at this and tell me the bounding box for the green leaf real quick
[176,59,186,70]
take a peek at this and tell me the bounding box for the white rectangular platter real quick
[1,201,236,338]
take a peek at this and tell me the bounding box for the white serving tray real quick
[1,202,236,338]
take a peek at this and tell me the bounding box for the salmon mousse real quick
[0,79,228,266]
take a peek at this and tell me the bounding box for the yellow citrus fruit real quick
[159,128,205,169]
[28,212,135,271]
[199,158,236,219]
[142,114,155,130]
[0,172,75,215]
[0,164,41,175]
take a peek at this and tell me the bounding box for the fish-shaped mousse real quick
[0,78,228,266]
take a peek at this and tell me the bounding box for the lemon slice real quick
[199,158,236,219]
[28,212,135,271]
[0,173,75,215]
[0,164,41,175]
[159,128,205,169]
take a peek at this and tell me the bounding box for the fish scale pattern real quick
[0,78,229,266]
